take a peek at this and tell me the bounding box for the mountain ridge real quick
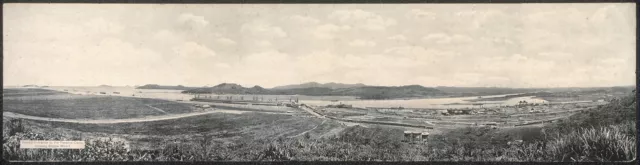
[182,82,445,99]
[136,84,198,90]
[272,82,367,90]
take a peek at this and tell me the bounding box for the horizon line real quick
[4,82,636,89]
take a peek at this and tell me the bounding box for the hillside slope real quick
[181,83,271,94]
[272,82,367,90]
[183,83,445,99]
[136,84,197,90]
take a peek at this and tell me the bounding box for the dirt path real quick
[145,104,168,114]
[299,105,326,118]
[2,111,220,124]
[289,119,327,138]
[3,108,289,124]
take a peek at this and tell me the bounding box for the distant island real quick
[136,84,198,90]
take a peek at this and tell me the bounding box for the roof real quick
[404,131,429,135]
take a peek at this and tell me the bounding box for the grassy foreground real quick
[2,93,636,161]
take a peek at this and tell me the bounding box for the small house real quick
[404,131,429,142]
[421,132,429,139]
[403,131,412,141]
[507,140,523,145]
[484,122,498,129]
[437,110,449,115]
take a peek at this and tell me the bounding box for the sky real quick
[3,3,636,88]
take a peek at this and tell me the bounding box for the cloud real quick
[6,15,124,42]
[384,46,459,59]
[348,39,376,47]
[536,52,574,62]
[240,20,287,38]
[328,9,396,31]
[84,17,124,34]
[287,15,320,25]
[510,54,528,61]
[215,63,231,68]
[255,40,272,47]
[388,34,407,41]
[406,9,436,20]
[422,33,473,44]
[226,50,297,86]
[4,4,634,88]
[312,24,351,39]
[245,50,289,63]
[294,51,343,77]
[152,29,185,46]
[173,42,216,58]
[4,36,166,86]
[215,37,237,46]
[177,13,209,30]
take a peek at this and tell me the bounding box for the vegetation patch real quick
[3,96,196,119]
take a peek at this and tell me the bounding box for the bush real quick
[545,123,636,161]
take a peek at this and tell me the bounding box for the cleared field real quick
[3,88,68,97]
[18,112,326,150]
[3,94,197,119]
[4,88,63,94]
[33,112,319,136]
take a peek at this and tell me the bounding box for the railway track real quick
[302,105,433,129]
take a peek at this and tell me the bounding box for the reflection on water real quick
[43,86,547,109]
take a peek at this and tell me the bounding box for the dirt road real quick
[300,105,326,118]
[289,119,327,138]
[3,109,289,124]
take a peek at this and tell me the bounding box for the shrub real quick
[545,123,636,161]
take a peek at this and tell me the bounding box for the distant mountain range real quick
[182,83,270,94]
[136,84,198,90]
[182,82,446,100]
[272,82,367,90]
[139,82,634,99]
[434,86,541,96]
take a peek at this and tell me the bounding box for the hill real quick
[330,85,446,99]
[136,84,197,90]
[181,83,270,94]
[434,86,635,96]
[272,82,367,90]
[434,86,541,96]
[183,83,445,99]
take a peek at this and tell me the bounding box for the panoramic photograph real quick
[2,3,636,162]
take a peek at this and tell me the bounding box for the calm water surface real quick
[39,86,547,109]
